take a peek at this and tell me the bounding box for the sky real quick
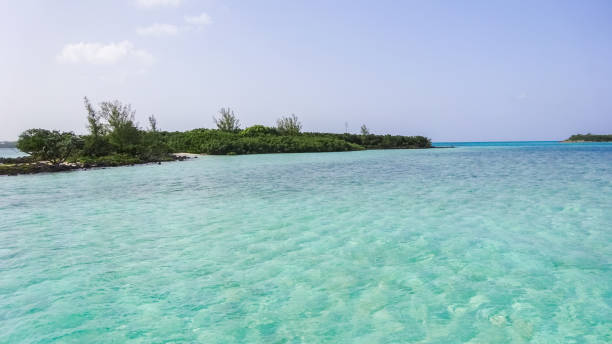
[1,0,611,141]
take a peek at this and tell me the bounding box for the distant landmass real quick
[0,141,17,148]
[0,98,432,175]
[563,134,612,142]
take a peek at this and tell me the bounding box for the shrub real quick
[240,125,279,137]
[17,129,81,164]
[214,108,241,132]
[98,100,142,154]
[276,114,302,135]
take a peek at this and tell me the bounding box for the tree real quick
[17,129,80,165]
[143,115,168,159]
[360,124,370,136]
[214,107,240,132]
[98,100,141,153]
[276,114,302,135]
[240,125,278,136]
[84,97,105,138]
[83,97,111,157]
[148,115,158,132]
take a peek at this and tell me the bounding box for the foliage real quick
[141,130,170,160]
[276,114,302,135]
[82,134,113,157]
[214,107,241,132]
[16,129,81,164]
[360,125,370,136]
[0,156,35,164]
[301,132,431,149]
[83,97,112,157]
[84,97,106,138]
[240,125,279,137]
[240,124,280,136]
[165,129,362,155]
[11,98,432,175]
[148,115,158,132]
[98,100,142,154]
[164,127,430,155]
[72,153,144,166]
[566,134,612,142]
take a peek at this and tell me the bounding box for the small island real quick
[1,98,432,176]
[563,134,612,142]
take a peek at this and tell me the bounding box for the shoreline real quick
[1,147,440,176]
[0,155,191,176]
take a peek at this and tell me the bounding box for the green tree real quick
[17,129,80,164]
[276,114,302,135]
[83,97,111,157]
[360,124,370,136]
[142,115,168,159]
[148,115,158,132]
[84,97,106,137]
[240,125,278,136]
[99,100,141,154]
[214,108,240,132]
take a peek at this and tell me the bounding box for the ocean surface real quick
[1,142,611,343]
[0,148,27,158]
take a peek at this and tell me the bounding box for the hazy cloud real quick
[515,92,528,100]
[135,0,181,9]
[57,41,154,66]
[137,23,179,36]
[185,12,212,26]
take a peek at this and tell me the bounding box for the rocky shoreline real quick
[0,155,192,176]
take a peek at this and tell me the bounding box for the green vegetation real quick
[276,114,302,135]
[17,129,81,164]
[565,134,612,142]
[164,116,430,155]
[213,108,241,132]
[2,99,431,175]
[164,127,363,155]
[3,98,174,175]
[302,132,432,149]
[360,125,370,136]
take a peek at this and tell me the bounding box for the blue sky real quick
[1,0,611,141]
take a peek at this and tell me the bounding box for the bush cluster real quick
[164,126,430,155]
[164,127,363,155]
[13,100,432,166]
[567,134,612,142]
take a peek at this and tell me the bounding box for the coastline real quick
[0,155,191,176]
[1,148,437,176]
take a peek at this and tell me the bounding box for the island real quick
[563,134,612,142]
[1,98,432,175]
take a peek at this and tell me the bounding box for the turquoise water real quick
[0,148,27,158]
[1,142,611,343]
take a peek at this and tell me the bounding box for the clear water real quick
[1,143,611,343]
[0,148,27,158]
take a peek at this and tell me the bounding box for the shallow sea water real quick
[1,142,611,343]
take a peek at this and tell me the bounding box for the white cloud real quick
[137,23,179,36]
[515,92,528,100]
[135,0,181,9]
[185,12,212,26]
[57,41,154,66]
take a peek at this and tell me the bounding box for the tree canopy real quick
[16,129,80,164]
[214,108,241,132]
[276,114,302,135]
